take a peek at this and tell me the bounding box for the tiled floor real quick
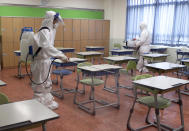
[0,66,189,131]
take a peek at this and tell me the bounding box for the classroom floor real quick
[1,65,189,131]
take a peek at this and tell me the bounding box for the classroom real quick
[0,0,189,131]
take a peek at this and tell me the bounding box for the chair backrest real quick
[113,43,121,50]
[132,74,159,94]
[132,74,152,81]
[126,61,137,72]
[77,62,93,74]
[0,92,9,105]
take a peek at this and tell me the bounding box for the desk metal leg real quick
[52,66,59,84]
[180,85,189,96]
[153,89,184,131]
[42,122,46,131]
[52,75,75,99]
[115,73,120,108]
[178,89,184,129]
[127,87,137,130]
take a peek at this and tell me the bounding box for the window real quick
[126,0,189,47]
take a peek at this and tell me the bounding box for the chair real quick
[127,74,171,131]
[113,43,122,50]
[176,49,184,63]
[73,62,104,115]
[51,69,72,99]
[119,61,137,97]
[76,62,93,94]
[0,92,9,105]
[120,60,137,76]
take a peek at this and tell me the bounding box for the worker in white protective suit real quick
[31,11,68,110]
[127,22,151,73]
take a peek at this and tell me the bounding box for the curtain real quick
[125,0,189,47]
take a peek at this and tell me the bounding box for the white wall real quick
[0,0,104,10]
[104,0,126,50]
[0,0,40,5]
[46,0,104,10]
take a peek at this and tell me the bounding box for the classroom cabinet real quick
[73,19,81,41]
[1,17,14,67]
[63,19,73,41]
[23,18,35,30]
[103,20,110,40]
[73,41,80,52]
[81,19,88,40]
[0,17,110,68]
[80,40,88,52]
[13,17,23,66]
[88,20,96,40]
[95,20,103,40]
[34,18,43,32]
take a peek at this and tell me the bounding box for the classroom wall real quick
[0,0,104,10]
[104,0,126,51]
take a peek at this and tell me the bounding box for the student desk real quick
[74,64,122,115]
[123,45,135,49]
[180,59,189,96]
[76,51,103,63]
[181,59,189,66]
[177,50,189,57]
[85,46,104,51]
[14,50,21,56]
[110,49,135,56]
[142,53,169,63]
[104,56,137,65]
[127,76,189,131]
[52,57,87,87]
[0,80,6,87]
[52,57,87,68]
[56,47,75,53]
[150,47,167,53]
[0,99,59,131]
[56,47,75,57]
[145,62,185,75]
[104,56,137,91]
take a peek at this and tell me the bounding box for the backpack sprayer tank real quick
[20,27,34,62]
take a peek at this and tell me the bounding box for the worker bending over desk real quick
[31,11,69,110]
[127,22,151,73]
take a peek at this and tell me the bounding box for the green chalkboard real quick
[0,6,104,19]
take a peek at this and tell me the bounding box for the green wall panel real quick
[0,6,104,19]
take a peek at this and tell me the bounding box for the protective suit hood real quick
[140,22,147,31]
[41,11,64,29]
[41,11,56,29]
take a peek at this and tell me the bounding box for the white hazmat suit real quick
[31,11,67,110]
[127,22,151,72]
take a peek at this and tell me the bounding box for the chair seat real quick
[80,78,104,86]
[52,69,72,76]
[119,69,128,74]
[137,96,171,109]
[0,93,9,105]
